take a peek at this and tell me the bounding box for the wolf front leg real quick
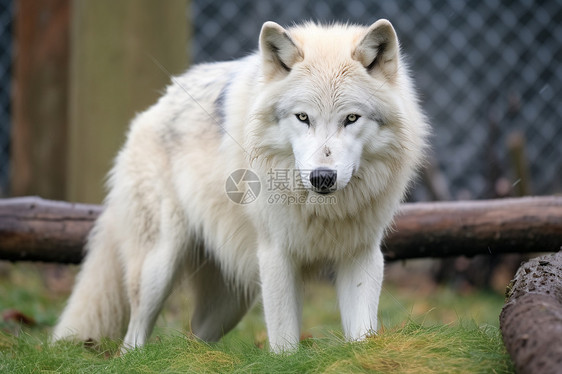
[258,244,303,353]
[336,244,384,341]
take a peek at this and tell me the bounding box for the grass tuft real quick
[0,322,513,373]
[0,263,514,373]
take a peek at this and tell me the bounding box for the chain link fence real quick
[0,2,559,200]
[0,0,11,197]
[192,0,562,199]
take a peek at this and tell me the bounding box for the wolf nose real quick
[309,168,337,194]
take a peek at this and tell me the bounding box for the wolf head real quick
[248,20,427,197]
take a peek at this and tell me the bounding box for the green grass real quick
[0,263,514,373]
[1,323,512,374]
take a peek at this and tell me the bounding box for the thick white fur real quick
[53,20,428,353]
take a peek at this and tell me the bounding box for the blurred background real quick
[1,0,561,204]
[0,0,561,336]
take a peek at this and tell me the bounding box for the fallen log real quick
[500,252,562,374]
[0,197,101,263]
[0,196,561,263]
[384,196,562,260]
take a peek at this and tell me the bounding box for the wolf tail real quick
[52,212,129,342]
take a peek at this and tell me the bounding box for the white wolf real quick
[53,19,428,353]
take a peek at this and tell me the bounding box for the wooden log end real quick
[500,252,562,373]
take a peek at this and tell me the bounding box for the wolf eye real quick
[345,114,360,126]
[296,113,310,125]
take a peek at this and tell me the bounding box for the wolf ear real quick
[353,19,399,80]
[259,21,303,80]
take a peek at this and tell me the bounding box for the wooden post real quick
[507,131,532,196]
[67,0,189,203]
[11,0,70,199]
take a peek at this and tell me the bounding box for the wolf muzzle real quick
[310,167,337,194]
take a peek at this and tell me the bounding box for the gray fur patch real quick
[213,81,231,133]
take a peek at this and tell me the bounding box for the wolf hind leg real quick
[121,213,188,351]
[190,259,255,342]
